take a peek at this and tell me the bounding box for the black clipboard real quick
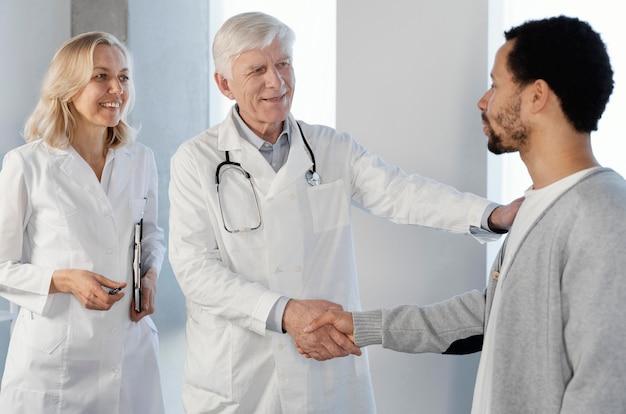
[132,219,143,313]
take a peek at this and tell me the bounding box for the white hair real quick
[212,11,296,79]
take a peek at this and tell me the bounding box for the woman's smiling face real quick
[69,44,130,135]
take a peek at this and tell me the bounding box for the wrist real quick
[488,210,508,234]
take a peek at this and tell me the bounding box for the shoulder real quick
[2,139,59,167]
[5,139,49,156]
[294,119,364,156]
[567,169,626,210]
[555,169,626,232]
[171,126,221,167]
[177,125,219,149]
[295,120,350,142]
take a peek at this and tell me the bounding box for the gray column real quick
[71,0,128,41]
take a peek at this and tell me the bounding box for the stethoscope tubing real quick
[216,120,319,187]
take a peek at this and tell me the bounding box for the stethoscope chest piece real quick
[306,169,320,186]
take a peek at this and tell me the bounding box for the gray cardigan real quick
[354,169,626,413]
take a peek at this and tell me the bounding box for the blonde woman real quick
[0,32,165,413]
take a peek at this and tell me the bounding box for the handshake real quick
[282,299,360,361]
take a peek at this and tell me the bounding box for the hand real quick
[282,299,361,361]
[303,309,355,342]
[299,310,356,358]
[488,196,524,232]
[50,269,127,310]
[130,267,158,322]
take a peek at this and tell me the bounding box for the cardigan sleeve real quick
[353,289,485,354]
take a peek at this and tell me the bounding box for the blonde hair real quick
[23,31,136,148]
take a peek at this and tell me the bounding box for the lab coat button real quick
[492,271,500,281]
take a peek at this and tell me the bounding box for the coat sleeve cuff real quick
[353,309,383,347]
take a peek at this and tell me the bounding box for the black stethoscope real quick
[214,121,320,233]
[215,121,320,188]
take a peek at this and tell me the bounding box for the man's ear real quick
[529,79,550,114]
[214,72,235,100]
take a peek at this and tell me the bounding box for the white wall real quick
[0,0,71,381]
[337,1,490,412]
[0,1,71,157]
[208,1,337,127]
[127,3,213,412]
[2,1,492,413]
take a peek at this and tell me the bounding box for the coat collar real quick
[52,141,139,204]
[216,111,313,199]
[107,145,139,201]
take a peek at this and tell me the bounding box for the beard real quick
[482,96,529,155]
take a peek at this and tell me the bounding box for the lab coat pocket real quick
[186,304,233,399]
[8,312,68,380]
[308,179,350,233]
[0,386,61,414]
[13,311,68,354]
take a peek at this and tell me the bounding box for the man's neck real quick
[521,132,600,189]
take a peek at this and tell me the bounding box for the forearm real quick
[351,150,497,239]
[353,290,485,354]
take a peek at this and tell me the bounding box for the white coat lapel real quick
[217,118,276,197]
[216,113,312,199]
[107,146,139,201]
[57,146,107,202]
[266,117,312,199]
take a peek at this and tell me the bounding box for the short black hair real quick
[504,15,613,132]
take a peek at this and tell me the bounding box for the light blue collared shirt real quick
[232,106,290,172]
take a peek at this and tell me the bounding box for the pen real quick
[108,286,122,295]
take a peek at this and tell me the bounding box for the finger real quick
[297,332,336,360]
[130,304,144,322]
[329,328,361,356]
[317,327,352,358]
[326,302,344,311]
[303,311,336,333]
[109,291,125,303]
[94,273,127,290]
[84,291,112,311]
[142,289,155,315]
[295,344,309,356]
[308,350,331,362]
[298,338,334,360]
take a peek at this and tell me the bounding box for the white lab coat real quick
[169,110,495,413]
[0,140,165,414]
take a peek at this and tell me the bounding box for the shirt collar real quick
[232,105,290,149]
